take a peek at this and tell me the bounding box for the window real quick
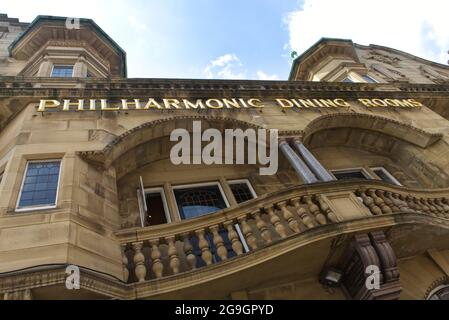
[362,75,378,83]
[16,160,61,211]
[144,188,170,226]
[371,167,402,186]
[342,77,354,83]
[51,65,74,78]
[173,182,229,220]
[332,169,371,181]
[229,180,257,204]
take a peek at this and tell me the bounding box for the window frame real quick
[50,64,74,78]
[331,168,372,181]
[371,167,402,186]
[143,187,172,225]
[15,159,62,213]
[172,181,230,221]
[228,179,258,202]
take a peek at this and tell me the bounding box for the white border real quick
[144,187,172,224]
[172,181,230,220]
[228,179,258,200]
[371,167,402,186]
[15,159,62,213]
[50,64,74,78]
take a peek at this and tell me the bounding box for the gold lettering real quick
[334,99,350,108]
[239,99,250,108]
[312,99,324,107]
[407,99,424,108]
[384,99,401,107]
[206,99,224,109]
[276,99,294,108]
[319,99,337,108]
[63,99,85,111]
[298,99,317,108]
[163,99,181,109]
[121,99,142,110]
[101,99,119,111]
[38,100,61,112]
[223,99,241,109]
[371,99,388,107]
[248,99,264,108]
[358,99,376,107]
[183,99,206,109]
[89,99,97,111]
[144,99,163,110]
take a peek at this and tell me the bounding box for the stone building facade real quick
[1,14,449,300]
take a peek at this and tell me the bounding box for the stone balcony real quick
[115,180,449,298]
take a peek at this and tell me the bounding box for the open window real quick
[137,177,170,227]
[371,167,402,186]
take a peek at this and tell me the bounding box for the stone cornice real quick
[1,77,449,98]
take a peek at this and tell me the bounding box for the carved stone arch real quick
[424,276,449,300]
[303,113,442,149]
[302,113,448,188]
[79,115,267,168]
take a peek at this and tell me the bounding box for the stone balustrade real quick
[116,181,449,284]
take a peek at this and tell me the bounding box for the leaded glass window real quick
[17,161,61,210]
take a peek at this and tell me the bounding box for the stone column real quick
[293,139,335,182]
[37,55,53,77]
[279,139,318,184]
[73,55,88,78]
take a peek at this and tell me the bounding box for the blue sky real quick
[2,0,449,80]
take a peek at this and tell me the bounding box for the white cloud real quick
[285,0,449,64]
[204,53,247,79]
[257,70,279,80]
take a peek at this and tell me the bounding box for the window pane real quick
[373,168,400,185]
[51,66,73,78]
[333,171,369,181]
[363,75,377,83]
[174,185,227,220]
[230,183,255,204]
[18,161,61,209]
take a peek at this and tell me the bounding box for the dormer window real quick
[51,65,74,78]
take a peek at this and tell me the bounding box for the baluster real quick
[265,205,288,238]
[358,189,382,215]
[210,225,228,261]
[252,209,272,244]
[121,244,129,283]
[437,198,449,217]
[238,216,258,250]
[382,191,399,213]
[426,198,440,216]
[225,222,244,255]
[132,242,146,283]
[306,196,327,225]
[291,197,314,229]
[182,233,197,270]
[418,197,432,216]
[316,196,338,223]
[277,201,301,233]
[150,239,164,279]
[167,237,180,275]
[196,229,213,265]
[399,194,415,213]
[368,189,392,214]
